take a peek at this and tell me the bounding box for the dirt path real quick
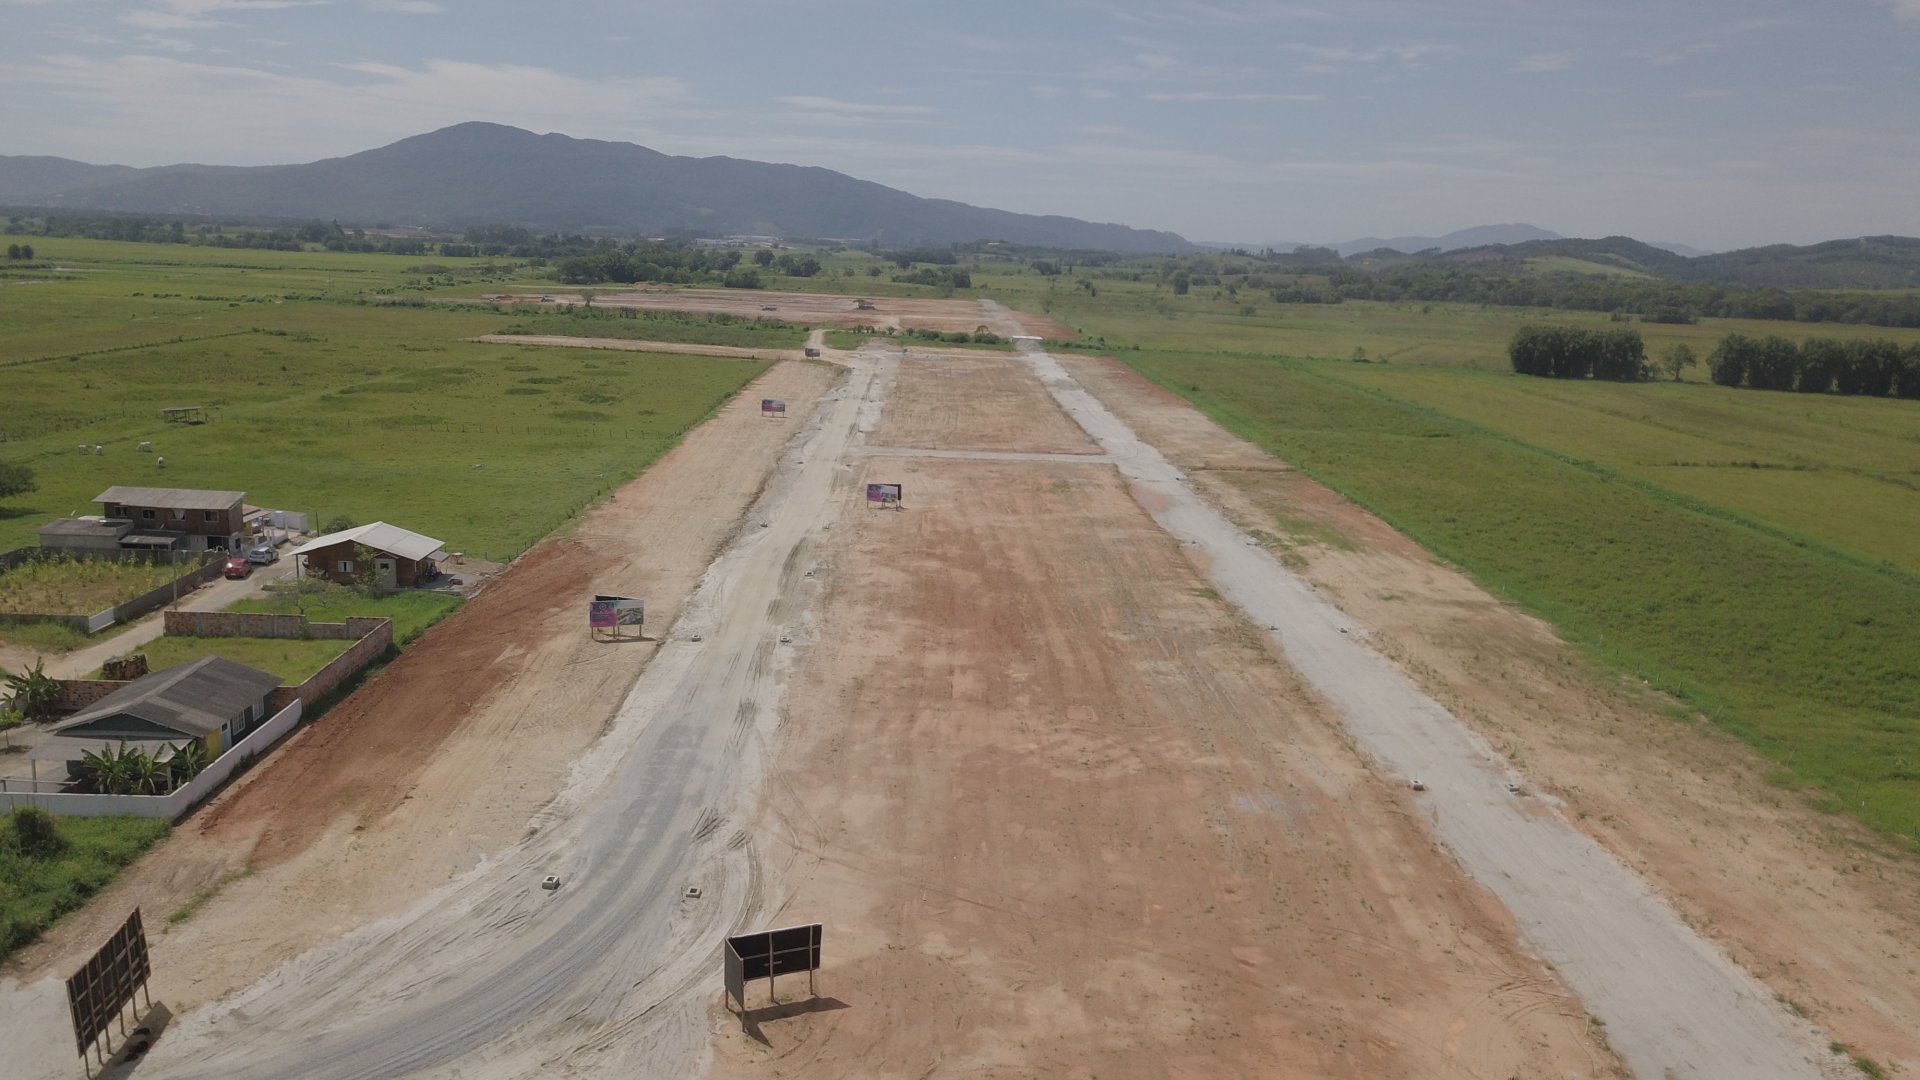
[868,346,1101,455]
[472,334,806,362]
[487,290,1076,338]
[1011,341,1833,1078]
[1060,354,1919,1075]
[710,453,1616,1078]
[0,361,838,1077]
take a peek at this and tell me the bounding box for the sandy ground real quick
[0,360,839,1072]
[709,384,1618,1074]
[472,334,809,362]
[1059,353,1920,1074]
[867,346,1102,456]
[503,290,1077,339]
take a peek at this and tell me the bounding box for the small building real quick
[39,657,282,773]
[92,485,247,551]
[36,516,136,552]
[286,521,447,590]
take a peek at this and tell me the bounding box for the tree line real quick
[1707,334,1920,397]
[1508,326,1650,381]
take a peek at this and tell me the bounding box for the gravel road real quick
[124,356,878,1079]
[988,314,1835,1080]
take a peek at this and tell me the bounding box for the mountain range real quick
[0,123,1193,254]
[1204,225,1715,259]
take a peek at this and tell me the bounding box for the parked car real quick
[244,544,278,565]
[222,556,253,580]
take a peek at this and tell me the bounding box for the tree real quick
[0,460,35,502]
[74,741,152,795]
[4,659,61,721]
[1658,343,1698,382]
[0,707,23,749]
[752,249,774,267]
[166,740,210,786]
[322,514,356,534]
[1171,272,1191,296]
[6,806,65,858]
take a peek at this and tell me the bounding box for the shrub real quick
[6,806,65,858]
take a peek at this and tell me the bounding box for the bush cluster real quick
[1507,326,1648,381]
[1707,334,1920,397]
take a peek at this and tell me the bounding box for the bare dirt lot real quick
[1058,353,1920,1074]
[710,450,1618,1076]
[868,348,1102,456]
[3,360,839,1020]
[521,289,1077,338]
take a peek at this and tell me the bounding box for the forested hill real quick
[1427,235,1920,289]
[0,123,1192,254]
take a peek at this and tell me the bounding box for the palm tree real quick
[72,741,158,795]
[4,659,61,721]
[166,741,210,787]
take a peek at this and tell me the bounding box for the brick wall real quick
[55,680,132,712]
[164,610,384,641]
[268,618,393,709]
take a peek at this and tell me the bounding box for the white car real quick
[244,545,279,565]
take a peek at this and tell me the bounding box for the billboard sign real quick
[724,923,822,1013]
[590,594,644,632]
[761,398,787,416]
[865,483,902,508]
[66,909,150,1057]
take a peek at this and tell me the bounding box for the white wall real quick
[0,699,304,819]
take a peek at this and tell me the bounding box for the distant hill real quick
[1424,235,1920,289]
[0,123,1193,254]
[1317,223,1562,257]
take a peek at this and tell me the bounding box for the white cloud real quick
[361,0,445,12]
[773,96,934,116]
[1511,51,1577,74]
[1683,88,1733,99]
[120,0,324,30]
[1886,0,1920,18]
[1144,91,1322,102]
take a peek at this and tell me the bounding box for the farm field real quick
[0,241,774,560]
[1108,348,1920,843]
[0,554,185,614]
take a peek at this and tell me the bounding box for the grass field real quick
[0,241,773,560]
[494,307,809,350]
[0,554,186,615]
[229,588,461,644]
[0,811,170,961]
[96,635,349,682]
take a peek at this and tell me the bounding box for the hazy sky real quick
[2,0,1916,250]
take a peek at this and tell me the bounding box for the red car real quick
[222,555,252,580]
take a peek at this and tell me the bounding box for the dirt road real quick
[1061,352,1920,1075]
[710,397,1614,1075]
[999,336,1832,1078]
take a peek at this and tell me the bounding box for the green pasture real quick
[1119,350,1920,845]
[1323,364,1920,573]
[97,635,348,683]
[0,242,773,560]
[229,588,461,644]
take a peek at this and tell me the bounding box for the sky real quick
[1,0,1917,251]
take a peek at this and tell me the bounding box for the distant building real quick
[94,486,246,551]
[287,521,447,590]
